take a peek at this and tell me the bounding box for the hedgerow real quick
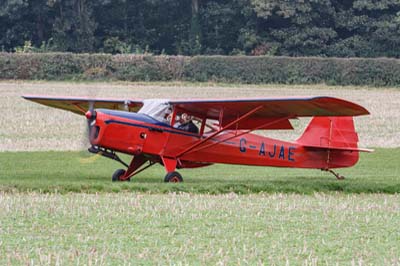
[1,53,400,86]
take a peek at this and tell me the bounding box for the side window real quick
[204,118,220,133]
[174,113,200,134]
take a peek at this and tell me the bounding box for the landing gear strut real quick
[88,146,128,167]
[322,168,345,180]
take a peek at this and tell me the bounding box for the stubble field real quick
[1,193,399,265]
[1,81,399,264]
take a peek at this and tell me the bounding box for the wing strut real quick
[185,116,295,155]
[176,105,264,157]
[72,103,87,114]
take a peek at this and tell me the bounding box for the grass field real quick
[1,81,399,265]
[0,149,399,194]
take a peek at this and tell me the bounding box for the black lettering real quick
[259,142,266,156]
[288,147,295,162]
[278,145,285,159]
[239,138,247,153]
[269,144,276,158]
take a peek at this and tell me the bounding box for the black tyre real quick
[164,171,183,183]
[112,169,128,182]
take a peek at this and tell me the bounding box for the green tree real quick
[50,0,97,52]
[197,0,252,55]
[2,0,400,57]
[0,0,53,51]
[93,0,145,53]
[330,0,400,57]
[250,0,337,56]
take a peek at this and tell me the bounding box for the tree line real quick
[1,0,400,57]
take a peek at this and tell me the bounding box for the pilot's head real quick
[179,113,192,124]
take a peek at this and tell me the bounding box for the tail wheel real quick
[112,169,130,182]
[164,171,183,183]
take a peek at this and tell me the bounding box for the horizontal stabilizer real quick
[303,144,373,152]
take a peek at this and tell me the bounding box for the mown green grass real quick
[1,193,399,265]
[0,148,399,194]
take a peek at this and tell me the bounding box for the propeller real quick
[85,101,97,144]
[79,101,101,164]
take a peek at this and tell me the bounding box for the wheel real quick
[336,175,345,180]
[164,171,183,183]
[112,169,130,182]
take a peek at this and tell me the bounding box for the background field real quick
[1,81,399,264]
[1,81,400,151]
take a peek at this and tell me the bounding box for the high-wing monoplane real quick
[23,95,371,182]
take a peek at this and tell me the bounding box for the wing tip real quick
[317,96,370,116]
[21,94,40,102]
[352,103,370,116]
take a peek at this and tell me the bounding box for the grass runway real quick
[0,148,399,194]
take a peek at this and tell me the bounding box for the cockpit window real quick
[175,113,199,134]
[138,100,208,135]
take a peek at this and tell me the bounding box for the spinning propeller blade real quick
[80,100,99,164]
[85,101,97,143]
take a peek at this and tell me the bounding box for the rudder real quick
[296,116,359,150]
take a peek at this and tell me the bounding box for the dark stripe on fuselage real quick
[98,109,169,127]
[104,120,201,138]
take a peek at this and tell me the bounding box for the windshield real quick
[137,99,171,123]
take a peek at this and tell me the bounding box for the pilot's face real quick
[180,113,190,123]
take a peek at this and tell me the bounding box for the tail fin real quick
[296,116,371,152]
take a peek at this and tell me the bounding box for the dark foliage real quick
[1,0,400,57]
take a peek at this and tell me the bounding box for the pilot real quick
[177,113,199,134]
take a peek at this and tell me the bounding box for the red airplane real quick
[23,95,371,182]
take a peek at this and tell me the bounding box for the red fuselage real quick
[91,109,359,170]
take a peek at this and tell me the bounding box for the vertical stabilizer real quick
[295,116,367,169]
[296,116,359,150]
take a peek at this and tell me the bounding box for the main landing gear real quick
[89,146,183,182]
[111,159,183,183]
[161,157,183,183]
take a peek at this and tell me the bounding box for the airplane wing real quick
[22,95,143,115]
[169,96,369,130]
[22,95,369,130]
